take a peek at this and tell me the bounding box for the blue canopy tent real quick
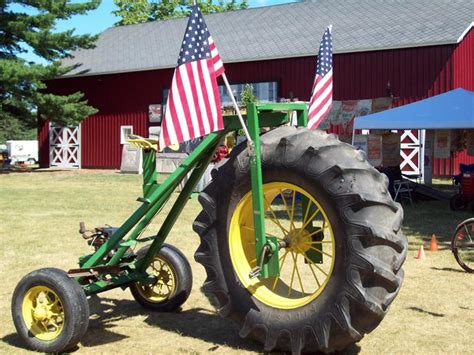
[354,88,474,130]
[351,88,474,197]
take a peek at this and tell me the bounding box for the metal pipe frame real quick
[78,103,308,295]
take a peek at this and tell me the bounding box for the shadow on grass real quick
[431,266,466,273]
[0,296,363,353]
[401,201,471,243]
[82,296,261,351]
[84,297,362,354]
[1,333,31,351]
[407,306,445,318]
[1,297,360,355]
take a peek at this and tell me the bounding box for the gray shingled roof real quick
[62,0,474,77]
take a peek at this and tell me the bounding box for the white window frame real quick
[120,125,133,144]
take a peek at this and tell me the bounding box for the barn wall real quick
[453,28,474,91]
[434,28,474,176]
[41,43,463,169]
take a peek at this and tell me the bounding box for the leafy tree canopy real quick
[0,0,100,142]
[113,0,248,25]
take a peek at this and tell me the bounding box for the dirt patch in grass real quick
[0,172,472,354]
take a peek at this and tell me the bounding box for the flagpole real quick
[193,0,254,151]
[221,73,254,149]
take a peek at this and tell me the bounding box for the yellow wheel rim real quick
[21,286,65,341]
[136,255,176,303]
[229,182,336,309]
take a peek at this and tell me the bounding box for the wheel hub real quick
[33,306,48,321]
[286,228,311,253]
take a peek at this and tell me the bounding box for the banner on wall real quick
[371,97,393,113]
[327,101,342,125]
[356,99,372,117]
[353,134,368,155]
[367,135,383,166]
[382,133,401,167]
[317,110,332,130]
[434,130,451,158]
[341,100,358,131]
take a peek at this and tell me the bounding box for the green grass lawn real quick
[0,170,472,354]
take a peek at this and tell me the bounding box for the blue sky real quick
[18,0,297,62]
[56,0,298,35]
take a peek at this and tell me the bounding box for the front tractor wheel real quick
[11,268,89,353]
[193,127,407,353]
[130,244,192,312]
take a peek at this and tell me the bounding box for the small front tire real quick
[11,268,89,353]
[130,244,192,311]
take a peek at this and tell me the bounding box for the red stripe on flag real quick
[185,63,206,137]
[309,103,332,129]
[175,66,194,139]
[167,88,183,145]
[308,94,331,122]
[197,60,215,131]
[209,41,224,77]
[309,75,331,107]
[309,88,331,117]
[207,60,223,130]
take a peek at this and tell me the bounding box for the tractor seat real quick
[127,135,159,151]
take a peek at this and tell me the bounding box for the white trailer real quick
[6,140,38,164]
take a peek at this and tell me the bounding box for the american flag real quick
[308,26,333,130]
[159,5,224,148]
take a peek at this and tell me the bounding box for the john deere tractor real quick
[11,103,407,353]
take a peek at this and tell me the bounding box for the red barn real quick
[40,0,474,175]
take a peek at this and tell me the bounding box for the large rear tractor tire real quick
[193,127,407,353]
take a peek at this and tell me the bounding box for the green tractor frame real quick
[11,103,407,353]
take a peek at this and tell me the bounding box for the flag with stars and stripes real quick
[308,26,333,130]
[159,5,225,148]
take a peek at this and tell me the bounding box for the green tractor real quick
[11,103,407,353]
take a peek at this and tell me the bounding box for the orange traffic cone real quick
[429,234,439,252]
[415,244,425,260]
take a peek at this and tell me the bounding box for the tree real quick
[0,0,100,143]
[113,0,248,25]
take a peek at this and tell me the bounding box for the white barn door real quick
[400,129,425,181]
[49,125,81,168]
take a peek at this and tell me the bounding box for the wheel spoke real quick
[302,198,312,226]
[279,189,295,231]
[301,207,321,232]
[304,240,333,245]
[49,309,64,318]
[288,252,297,297]
[272,250,289,290]
[290,190,297,231]
[48,319,60,330]
[309,245,333,259]
[291,252,305,294]
[463,223,473,242]
[313,263,329,277]
[264,197,290,235]
[299,251,321,288]
[306,224,330,238]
